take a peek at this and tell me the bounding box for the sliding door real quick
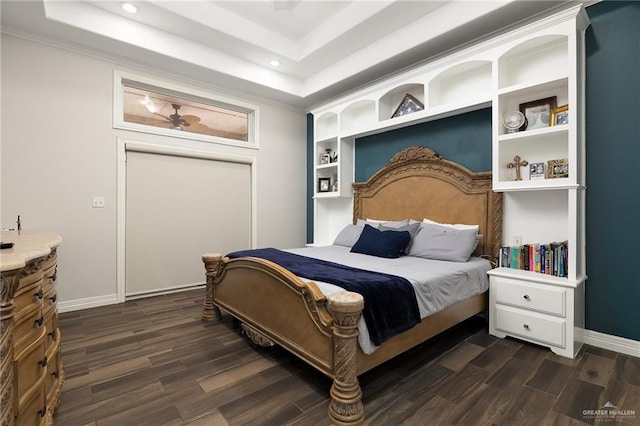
[125,151,251,297]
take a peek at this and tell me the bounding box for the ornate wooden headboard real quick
[352,146,503,259]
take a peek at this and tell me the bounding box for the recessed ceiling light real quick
[270,60,281,67]
[121,2,139,14]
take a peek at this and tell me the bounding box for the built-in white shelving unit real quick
[310,5,589,339]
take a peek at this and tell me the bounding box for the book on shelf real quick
[499,241,568,277]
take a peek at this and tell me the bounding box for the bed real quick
[201,146,502,425]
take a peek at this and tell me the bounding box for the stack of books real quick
[500,241,568,277]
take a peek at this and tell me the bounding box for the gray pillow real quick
[379,222,421,238]
[333,224,365,247]
[408,222,480,262]
[379,222,421,253]
[356,218,408,228]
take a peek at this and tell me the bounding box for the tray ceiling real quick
[1,0,581,108]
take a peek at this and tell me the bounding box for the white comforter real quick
[286,245,491,354]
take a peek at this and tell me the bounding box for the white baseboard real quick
[57,284,205,313]
[58,294,118,313]
[582,329,640,358]
[125,282,205,300]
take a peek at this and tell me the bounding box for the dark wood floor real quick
[54,289,640,426]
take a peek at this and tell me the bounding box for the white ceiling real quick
[1,0,582,109]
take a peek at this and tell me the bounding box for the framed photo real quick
[320,153,331,165]
[551,104,569,126]
[546,159,569,179]
[318,177,331,192]
[519,96,557,130]
[391,93,424,118]
[529,162,546,180]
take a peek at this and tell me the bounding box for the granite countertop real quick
[0,229,62,272]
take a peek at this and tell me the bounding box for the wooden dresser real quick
[1,230,64,425]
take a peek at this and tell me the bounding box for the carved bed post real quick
[201,253,224,321]
[327,291,365,426]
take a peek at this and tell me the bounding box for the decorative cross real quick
[507,155,528,181]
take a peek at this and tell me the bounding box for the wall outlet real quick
[513,235,522,246]
[92,196,106,208]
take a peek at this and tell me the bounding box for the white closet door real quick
[125,151,251,297]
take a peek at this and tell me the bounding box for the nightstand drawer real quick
[495,305,565,348]
[493,277,565,317]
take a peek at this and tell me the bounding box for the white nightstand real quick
[488,268,585,358]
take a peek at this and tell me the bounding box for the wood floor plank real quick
[572,352,616,387]
[469,339,520,373]
[553,377,604,425]
[614,354,640,387]
[434,362,490,403]
[499,387,558,426]
[486,357,535,393]
[526,358,575,397]
[436,341,485,372]
[198,356,279,393]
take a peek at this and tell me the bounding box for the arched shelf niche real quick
[429,60,492,108]
[498,35,568,89]
[340,99,376,133]
[378,83,425,122]
[315,111,338,140]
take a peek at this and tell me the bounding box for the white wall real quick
[1,35,307,308]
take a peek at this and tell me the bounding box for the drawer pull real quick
[50,271,57,282]
[34,289,44,299]
[523,294,530,301]
[39,357,48,367]
[34,317,44,327]
[48,329,57,339]
[49,294,57,303]
[523,323,530,330]
[38,407,47,418]
[52,370,59,379]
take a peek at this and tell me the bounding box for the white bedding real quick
[286,245,491,354]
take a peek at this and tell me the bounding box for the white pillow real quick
[422,217,480,232]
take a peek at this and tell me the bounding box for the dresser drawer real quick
[13,306,46,354]
[493,276,565,317]
[494,305,566,348]
[14,329,46,406]
[14,280,44,316]
[45,337,62,403]
[16,379,47,426]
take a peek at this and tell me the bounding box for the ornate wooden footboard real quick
[202,147,502,425]
[202,253,366,425]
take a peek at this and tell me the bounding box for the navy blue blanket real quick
[227,248,421,346]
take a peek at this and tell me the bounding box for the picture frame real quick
[320,153,331,165]
[318,177,331,192]
[519,96,557,130]
[546,159,569,179]
[529,162,546,180]
[551,104,569,126]
[391,93,424,118]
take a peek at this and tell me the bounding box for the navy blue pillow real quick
[350,224,411,258]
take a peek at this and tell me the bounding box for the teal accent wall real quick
[584,1,640,341]
[306,1,640,341]
[306,113,314,244]
[355,108,492,181]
